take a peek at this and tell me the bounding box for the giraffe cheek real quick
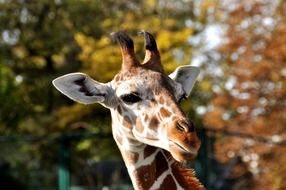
[167,124,184,140]
[135,118,145,133]
[123,116,133,129]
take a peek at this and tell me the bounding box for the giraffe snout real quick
[167,118,200,162]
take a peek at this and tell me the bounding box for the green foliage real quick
[0,0,212,188]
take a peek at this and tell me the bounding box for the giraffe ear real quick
[169,66,200,97]
[53,73,111,105]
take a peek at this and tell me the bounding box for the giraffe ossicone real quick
[53,31,203,190]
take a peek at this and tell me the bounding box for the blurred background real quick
[0,0,285,189]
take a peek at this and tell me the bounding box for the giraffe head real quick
[53,32,201,162]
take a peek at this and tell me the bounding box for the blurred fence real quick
[0,132,132,190]
[0,128,285,190]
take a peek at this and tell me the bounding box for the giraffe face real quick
[111,67,201,162]
[52,31,201,163]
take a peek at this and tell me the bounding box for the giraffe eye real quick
[120,93,142,104]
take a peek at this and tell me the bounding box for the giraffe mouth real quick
[132,130,170,150]
[169,140,198,161]
[170,141,190,153]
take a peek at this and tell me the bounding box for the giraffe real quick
[53,31,203,190]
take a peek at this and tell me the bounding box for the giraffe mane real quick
[161,150,203,189]
[171,158,204,190]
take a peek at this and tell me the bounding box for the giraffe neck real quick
[120,145,203,190]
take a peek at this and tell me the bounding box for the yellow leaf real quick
[76,140,92,151]
[12,46,28,59]
[200,80,211,91]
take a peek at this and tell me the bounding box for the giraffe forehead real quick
[114,76,150,97]
[113,72,157,94]
[112,69,181,98]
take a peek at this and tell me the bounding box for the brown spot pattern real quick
[134,150,169,189]
[124,151,139,165]
[123,116,133,129]
[159,96,164,105]
[160,175,177,189]
[117,105,123,115]
[143,146,157,159]
[135,118,145,133]
[144,114,149,122]
[155,151,169,178]
[134,162,156,189]
[160,107,171,118]
[149,116,159,129]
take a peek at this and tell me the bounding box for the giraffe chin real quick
[169,142,198,162]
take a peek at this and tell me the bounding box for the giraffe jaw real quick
[132,128,170,150]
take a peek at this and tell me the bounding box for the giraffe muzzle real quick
[167,119,201,162]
